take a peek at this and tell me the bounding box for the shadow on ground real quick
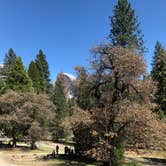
[126,157,166,166]
[50,162,93,166]
[43,154,97,166]
[144,157,166,165]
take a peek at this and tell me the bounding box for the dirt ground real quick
[0,152,16,166]
[0,141,93,166]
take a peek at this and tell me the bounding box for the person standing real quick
[56,145,59,155]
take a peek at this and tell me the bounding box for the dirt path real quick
[0,152,16,166]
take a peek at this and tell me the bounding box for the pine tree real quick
[151,41,166,116]
[3,48,17,75]
[35,49,50,93]
[28,61,41,93]
[6,57,33,91]
[52,76,69,140]
[109,0,144,51]
[75,66,92,110]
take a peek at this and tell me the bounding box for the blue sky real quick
[0,0,166,80]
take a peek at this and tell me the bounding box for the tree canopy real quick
[28,61,41,93]
[109,0,144,52]
[6,57,33,92]
[52,76,69,140]
[67,46,166,165]
[35,49,51,93]
[0,91,54,148]
[3,48,17,75]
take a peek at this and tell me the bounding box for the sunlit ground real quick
[0,141,165,166]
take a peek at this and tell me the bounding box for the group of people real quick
[51,145,75,157]
[64,145,74,155]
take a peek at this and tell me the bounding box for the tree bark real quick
[12,136,17,148]
[102,161,111,166]
[31,140,37,149]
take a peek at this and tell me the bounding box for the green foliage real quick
[151,41,166,115]
[3,48,17,75]
[28,61,41,93]
[53,77,69,119]
[109,0,144,52]
[68,98,76,115]
[75,66,92,110]
[6,56,33,91]
[112,137,125,166]
[35,49,51,93]
[0,48,17,94]
[52,77,69,140]
[154,108,165,119]
[0,81,6,95]
[73,126,95,155]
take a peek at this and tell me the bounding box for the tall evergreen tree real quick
[6,57,33,91]
[28,61,41,93]
[151,41,166,116]
[75,66,92,110]
[3,48,17,74]
[35,49,51,93]
[1,48,17,94]
[52,76,69,140]
[109,0,144,51]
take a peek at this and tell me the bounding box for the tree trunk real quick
[12,136,17,148]
[31,140,37,149]
[102,161,111,166]
[102,146,114,166]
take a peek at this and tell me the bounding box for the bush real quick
[112,137,125,166]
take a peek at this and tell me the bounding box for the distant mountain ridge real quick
[55,72,76,99]
[0,64,6,80]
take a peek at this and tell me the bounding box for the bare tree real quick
[65,46,166,165]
